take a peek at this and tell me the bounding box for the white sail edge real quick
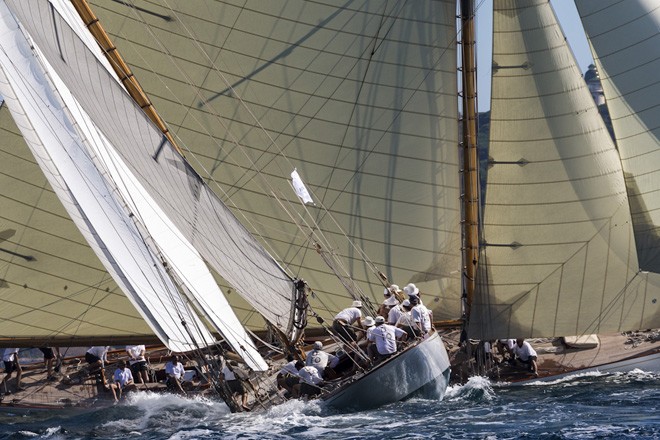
[0,2,215,353]
[5,0,298,337]
[49,0,267,371]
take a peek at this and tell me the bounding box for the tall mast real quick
[459,0,480,325]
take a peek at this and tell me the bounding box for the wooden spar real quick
[70,0,183,156]
[459,0,480,323]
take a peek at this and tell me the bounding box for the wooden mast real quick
[70,0,183,155]
[460,0,480,326]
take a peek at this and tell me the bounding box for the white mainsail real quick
[5,0,299,337]
[84,0,463,323]
[471,0,660,339]
[576,0,660,272]
[0,3,215,352]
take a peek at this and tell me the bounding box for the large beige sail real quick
[85,0,463,322]
[470,0,660,339]
[575,0,660,272]
[0,104,158,346]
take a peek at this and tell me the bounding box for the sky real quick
[474,0,594,111]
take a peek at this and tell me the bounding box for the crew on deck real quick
[332,300,363,346]
[367,316,407,363]
[378,284,401,319]
[305,341,339,379]
[512,338,539,376]
[0,348,23,393]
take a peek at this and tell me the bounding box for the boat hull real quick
[508,349,660,385]
[322,331,451,411]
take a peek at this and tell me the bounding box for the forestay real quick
[576,0,660,273]
[471,0,660,339]
[6,0,298,337]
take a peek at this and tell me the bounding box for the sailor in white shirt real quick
[332,300,363,345]
[110,360,136,401]
[367,316,407,363]
[0,348,23,392]
[512,338,539,376]
[305,341,339,378]
[165,355,186,394]
[85,346,110,387]
[409,295,432,335]
[277,355,300,395]
[294,361,324,398]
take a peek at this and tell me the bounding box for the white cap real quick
[390,284,402,293]
[313,341,323,350]
[383,295,399,306]
[363,316,375,327]
[375,316,385,324]
[352,300,362,308]
[404,283,419,297]
[402,299,411,307]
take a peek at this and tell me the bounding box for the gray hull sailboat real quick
[0,0,451,411]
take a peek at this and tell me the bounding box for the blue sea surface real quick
[0,370,658,439]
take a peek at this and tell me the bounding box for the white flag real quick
[291,169,313,204]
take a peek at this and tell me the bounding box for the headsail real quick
[0,3,215,352]
[85,0,463,323]
[576,0,660,272]
[5,0,299,337]
[471,0,660,339]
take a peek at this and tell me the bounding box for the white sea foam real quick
[445,375,496,402]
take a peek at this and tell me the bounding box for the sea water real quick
[0,370,658,439]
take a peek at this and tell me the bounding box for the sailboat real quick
[0,0,451,412]
[84,0,660,382]
[0,0,658,410]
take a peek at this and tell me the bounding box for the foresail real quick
[86,137,268,371]
[5,0,298,336]
[0,2,216,352]
[575,0,660,272]
[471,0,660,339]
[86,0,462,322]
[50,0,267,371]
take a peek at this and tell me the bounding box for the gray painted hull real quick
[322,331,451,411]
